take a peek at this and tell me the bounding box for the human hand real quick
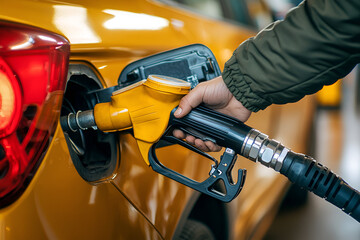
[173,76,251,152]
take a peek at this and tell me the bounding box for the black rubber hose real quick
[280,151,360,222]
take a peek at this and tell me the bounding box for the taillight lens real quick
[0,21,69,207]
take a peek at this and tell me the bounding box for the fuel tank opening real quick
[60,64,118,182]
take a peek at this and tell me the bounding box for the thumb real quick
[174,86,204,118]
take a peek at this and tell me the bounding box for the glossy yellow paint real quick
[0,0,314,239]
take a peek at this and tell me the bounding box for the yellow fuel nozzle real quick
[93,75,191,165]
[60,74,250,203]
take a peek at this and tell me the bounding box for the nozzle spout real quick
[60,110,96,132]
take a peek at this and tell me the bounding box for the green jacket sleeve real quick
[222,0,360,112]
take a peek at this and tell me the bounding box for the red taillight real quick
[0,21,69,207]
[0,57,22,135]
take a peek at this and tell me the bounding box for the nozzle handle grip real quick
[169,106,252,154]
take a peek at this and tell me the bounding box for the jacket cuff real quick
[222,53,271,112]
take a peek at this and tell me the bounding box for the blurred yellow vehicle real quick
[317,81,342,107]
[0,0,314,239]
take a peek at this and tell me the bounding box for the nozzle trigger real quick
[148,136,246,202]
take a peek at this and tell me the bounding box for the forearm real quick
[223,0,360,112]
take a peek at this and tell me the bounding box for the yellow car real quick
[0,0,314,239]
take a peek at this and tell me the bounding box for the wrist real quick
[222,56,270,112]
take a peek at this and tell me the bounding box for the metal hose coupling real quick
[241,129,290,172]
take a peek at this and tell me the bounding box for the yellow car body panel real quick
[0,0,314,239]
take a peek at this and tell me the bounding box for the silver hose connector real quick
[241,129,289,172]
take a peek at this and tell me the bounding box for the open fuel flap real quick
[118,44,221,88]
[61,44,221,182]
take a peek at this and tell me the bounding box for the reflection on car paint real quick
[103,9,169,30]
[53,5,101,44]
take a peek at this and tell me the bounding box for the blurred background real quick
[168,0,360,239]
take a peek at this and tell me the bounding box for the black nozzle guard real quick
[148,136,246,202]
